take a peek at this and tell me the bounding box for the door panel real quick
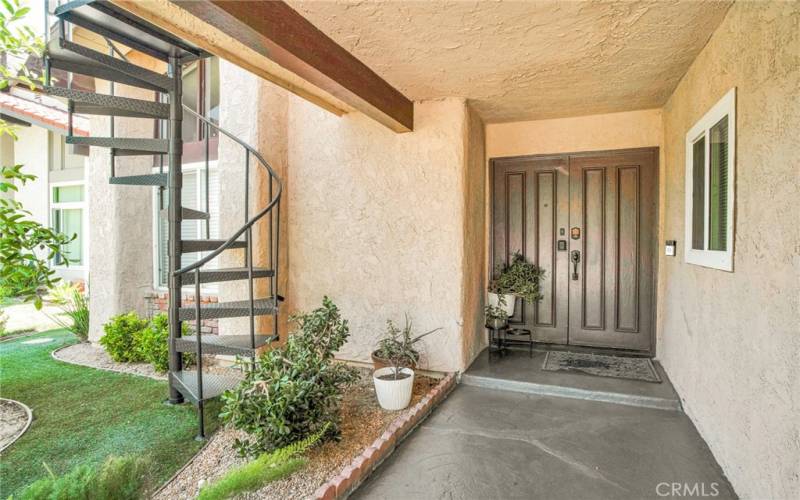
[568,150,657,351]
[492,157,569,344]
[492,148,657,353]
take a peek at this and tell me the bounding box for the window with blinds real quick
[155,165,220,288]
[684,88,736,271]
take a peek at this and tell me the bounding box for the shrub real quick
[49,283,90,341]
[99,312,148,363]
[136,313,191,373]
[16,455,152,500]
[198,425,327,500]
[220,297,359,457]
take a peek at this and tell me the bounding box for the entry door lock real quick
[571,250,581,280]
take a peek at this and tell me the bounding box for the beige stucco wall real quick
[485,109,663,159]
[87,82,154,341]
[285,97,476,372]
[461,104,487,367]
[658,2,800,499]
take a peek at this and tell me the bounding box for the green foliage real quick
[49,283,89,341]
[489,252,546,304]
[0,1,63,310]
[99,312,148,363]
[484,298,509,324]
[374,314,441,370]
[198,425,327,500]
[15,455,152,500]
[0,0,45,91]
[220,297,359,457]
[135,313,191,373]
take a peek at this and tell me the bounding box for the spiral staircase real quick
[43,0,282,439]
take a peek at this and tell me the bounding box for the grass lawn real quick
[0,329,219,497]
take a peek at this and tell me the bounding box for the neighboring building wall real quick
[286,97,474,372]
[87,82,154,342]
[658,2,800,499]
[11,126,49,227]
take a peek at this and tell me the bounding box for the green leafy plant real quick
[1,4,70,309]
[220,297,359,457]
[49,283,90,341]
[489,252,545,304]
[135,313,191,373]
[198,424,327,500]
[484,299,509,324]
[16,455,152,500]
[374,315,441,377]
[99,312,148,363]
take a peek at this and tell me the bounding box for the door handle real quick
[571,250,581,280]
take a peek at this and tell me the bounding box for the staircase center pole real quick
[167,55,184,404]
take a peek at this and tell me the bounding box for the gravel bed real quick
[53,342,167,380]
[0,398,32,452]
[155,368,437,500]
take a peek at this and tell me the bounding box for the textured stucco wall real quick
[87,82,155,341]
[461,104,487,367]
[486,109,663,158]
[658,2,800,499]
[286,98,472,372]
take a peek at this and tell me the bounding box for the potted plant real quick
[488,252,545,317]
[485,301,509,329]
[372,316,441,411]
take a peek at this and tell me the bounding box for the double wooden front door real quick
[491,148,657,352]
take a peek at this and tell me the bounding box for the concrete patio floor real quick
[353,385,736,500]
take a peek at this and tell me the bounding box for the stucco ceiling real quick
[288,0,733,123]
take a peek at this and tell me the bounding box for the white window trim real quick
[49,180,88,270]
[684,87,736,272]
[151,160,219,294]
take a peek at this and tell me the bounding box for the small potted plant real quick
[372,316,441,411]
[485,301,509,329]
[488,252,545,317]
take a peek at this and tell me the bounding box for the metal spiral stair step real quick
[67,136,168,154]
[180,267,274,286]
[47,38,172,92]
[109,173,168,187]
[159,207,209,220]
[169,371,241,404]
[55,0,207,62]
[181,239,247,253]
[175,334,278,357]
[44,86,169,119]
[178,298,278,321]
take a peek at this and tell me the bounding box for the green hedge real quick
[100,312,190,373]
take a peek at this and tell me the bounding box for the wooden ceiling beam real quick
[110,0,413,132]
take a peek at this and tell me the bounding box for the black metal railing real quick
[175,106,283,395]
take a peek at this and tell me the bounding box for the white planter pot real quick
[488,292,516,316]
[373,367,415,411]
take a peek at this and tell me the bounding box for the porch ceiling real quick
[287,0,733,123]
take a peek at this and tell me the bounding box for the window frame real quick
[684,87,736,272]
[49,180,87,269]
[151,160,219,293]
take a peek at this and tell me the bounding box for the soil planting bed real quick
[0,398,32,452]
[155,368,440,500]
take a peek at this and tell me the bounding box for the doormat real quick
[542,351,662,383]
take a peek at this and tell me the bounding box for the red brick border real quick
[312,372,458,499]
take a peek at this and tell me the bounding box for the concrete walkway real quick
[353,385,736,500]
[1,302,62,336]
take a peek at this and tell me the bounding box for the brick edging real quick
[313,372,458,500]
